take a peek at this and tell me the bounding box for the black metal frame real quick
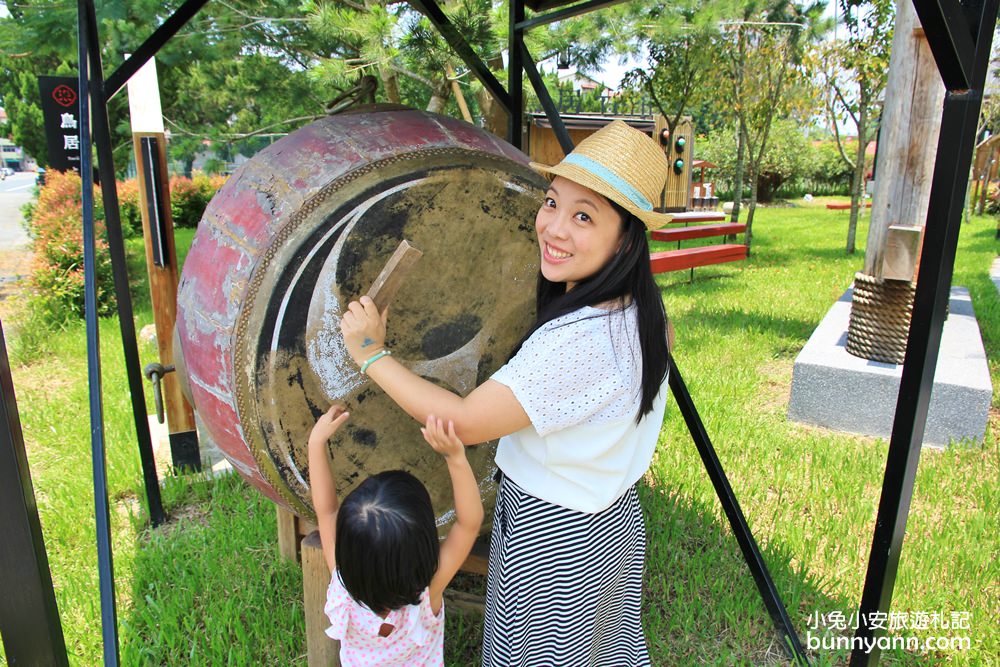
[850,0,997,664]
[77,2,119,663]
[1,0,985,662]
[0,319,69,664]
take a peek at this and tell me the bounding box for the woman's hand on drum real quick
[340,296,389,366]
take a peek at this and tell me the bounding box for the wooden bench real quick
[667,211,727,223]
[648,212,747,276]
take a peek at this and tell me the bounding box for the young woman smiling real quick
[340,121,673,666]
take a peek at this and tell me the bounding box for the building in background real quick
[0,137,25,171]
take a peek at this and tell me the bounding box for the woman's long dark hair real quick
[508,200,669,422]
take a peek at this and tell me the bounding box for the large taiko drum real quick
[176,108,546,532]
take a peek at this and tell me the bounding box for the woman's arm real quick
[307,406,351,572]
[340,297,529,444]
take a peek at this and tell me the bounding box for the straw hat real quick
[529,120,674,229]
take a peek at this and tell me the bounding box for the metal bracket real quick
[143,363,175,425]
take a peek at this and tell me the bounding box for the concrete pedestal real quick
[788,286,992,447]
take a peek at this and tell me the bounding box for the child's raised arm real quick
[307,405,350,572]
[422,416,485,615]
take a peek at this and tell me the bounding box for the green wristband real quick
[360,349,392,375]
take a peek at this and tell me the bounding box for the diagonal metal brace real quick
[911,0,986,90]
[409,0,512,115]
[519,43,574,154]
[668,357,809,664]
[104,0,211,100]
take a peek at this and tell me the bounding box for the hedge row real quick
[23,170,226,326]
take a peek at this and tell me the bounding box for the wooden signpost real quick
[127,57,200,469]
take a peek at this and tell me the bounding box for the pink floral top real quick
[324,570,445,666]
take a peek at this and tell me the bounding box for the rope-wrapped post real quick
[846,272,916,364]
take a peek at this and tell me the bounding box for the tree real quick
[814,0,894,253]
[699,117,809,202]
[0,0,338,173]
[305,0,503,121]
[718,0,826,251]
[620,30,719,146]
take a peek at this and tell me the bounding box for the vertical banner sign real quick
[37,76,81,172]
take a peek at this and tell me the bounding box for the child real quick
[307,405,484,666]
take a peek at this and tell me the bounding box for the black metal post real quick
[78,0,120,663]
[0,320,69,665]
[849,1,997,663]
[669,359,809,664]
[104,0,211,100]
[508,0,525,147]
[520,43,574,154]
[82,0,171,521]
[910,0,976,90]
[514,0,628,31]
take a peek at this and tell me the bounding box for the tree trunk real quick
[381,68,401,104]
[846,104,868,254]
[731,120,747,222]
[863,1,945,277]
[425,76,452,114]
[363,0,400,104]
[476,55,508,137]
[745,160,758,254]
[976,145,996,214]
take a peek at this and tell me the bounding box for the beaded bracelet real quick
[360,349,392,375]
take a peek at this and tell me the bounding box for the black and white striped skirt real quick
[481,475,650,667]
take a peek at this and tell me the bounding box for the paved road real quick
[0,171,36,250]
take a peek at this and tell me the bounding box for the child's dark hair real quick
[335,470,439,614]
[509,200,669,422]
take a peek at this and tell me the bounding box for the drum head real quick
[233,146,544,531]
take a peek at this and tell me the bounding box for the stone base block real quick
[788,287,992,447]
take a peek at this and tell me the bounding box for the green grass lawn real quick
[3,205,997,666]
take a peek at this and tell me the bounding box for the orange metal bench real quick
[825,202,872,209]
[650,244,748,273]
[648,213,747,275]
[652,223,747,243]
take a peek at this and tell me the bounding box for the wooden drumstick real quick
[365,240,423,311]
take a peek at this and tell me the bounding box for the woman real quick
[340,120,673,666]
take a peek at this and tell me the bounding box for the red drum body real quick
[176,109,545,530]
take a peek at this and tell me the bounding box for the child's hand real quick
[421,415,466,460]
[309,405,350,447]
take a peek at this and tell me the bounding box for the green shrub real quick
[23,170,116,325]
[170,172,227,228]
[13,170,226,356]
[115,172,226,233]
[116,177,143,237]
[698,120,811,202]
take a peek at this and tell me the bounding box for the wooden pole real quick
[980,144,999,213]
[863,7,945,280]
[302,531,341,667]
[446,64,474,124]
[132,132,199,468]
[127,55,199,470]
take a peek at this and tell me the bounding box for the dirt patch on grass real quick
[0,248,32,322]
[757,358,794,416]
